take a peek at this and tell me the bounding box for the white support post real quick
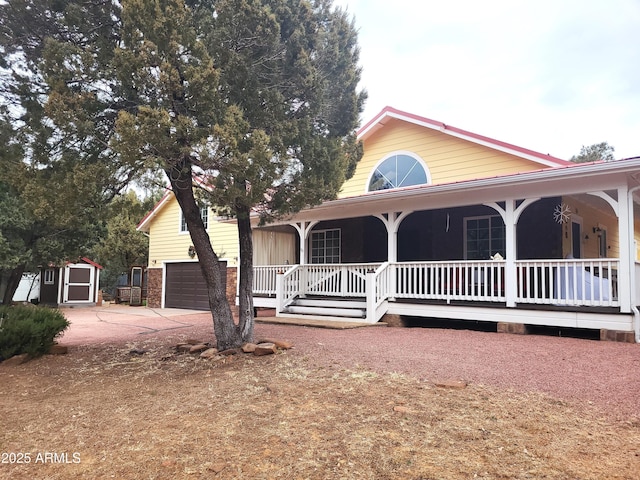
[365,269,376,323]
[484,201,518,308]
[386,215,397,301]
[236,261,240,306]
[292,221,318,265]
[504,200,517,308]
[618,185,632,313]
[275,270,285,314]
[375,211,412,302]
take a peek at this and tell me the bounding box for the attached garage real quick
[165,262,226,310]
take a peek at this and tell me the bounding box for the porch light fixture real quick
[593,226,602,233]
[188,245,196,258]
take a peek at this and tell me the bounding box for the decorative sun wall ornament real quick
[553,203,571,224]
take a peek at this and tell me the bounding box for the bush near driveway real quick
[0,305,69,361]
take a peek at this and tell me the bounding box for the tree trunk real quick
[165,163,239,350]
[2,264,26,305]
[236,205,254,343]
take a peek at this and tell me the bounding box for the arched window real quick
[368,152,429,192]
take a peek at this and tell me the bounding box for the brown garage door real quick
[165,262,226,310]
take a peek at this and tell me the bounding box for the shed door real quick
[165,262,224,310]
[64,264,94,302]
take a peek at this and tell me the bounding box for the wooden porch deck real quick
[251,259,635,335]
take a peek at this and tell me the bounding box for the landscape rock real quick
[189,344,209,354]
[49,344,69,355]
[253,343,277,356]
[208,462,227,473]
[219,348,239,356]
[241,343,257,353]
[435,380,468,389]
[257,338,294,350]
[199,348,218,359]
[1,353,30,366]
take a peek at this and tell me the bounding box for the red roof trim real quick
[357,106,573,167]
[64,257,103,269]
[136,188,173,231]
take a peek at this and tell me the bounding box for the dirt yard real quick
[1,311,639,479]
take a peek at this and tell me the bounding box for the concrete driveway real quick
[59,303,213,345]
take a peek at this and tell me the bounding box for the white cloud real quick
[334,0,640,159]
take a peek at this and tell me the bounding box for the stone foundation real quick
[497,322,530,335]
[381,313,406,327]
[600,329,635,343]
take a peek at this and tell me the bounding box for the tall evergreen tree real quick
[570,142,616,163]
[0,0,139,303]
[1,0,365,349]
[196,0,365,346]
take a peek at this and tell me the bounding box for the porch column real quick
[486,199,538,308]
[375,212,412,302]
[291,221,318,265]
[503,200,518,308]
[618,185,632,313]
[374,211,412,263]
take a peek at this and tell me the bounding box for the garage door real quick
[165,262,226,310]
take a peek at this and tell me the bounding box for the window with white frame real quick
[44,269,55,285]
[368,152,429,192]
[464,215,505,260]
[310,229,341,264]
[180,206,209,232]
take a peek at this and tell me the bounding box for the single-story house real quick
[137,106,640,342]
[39,257,103,306]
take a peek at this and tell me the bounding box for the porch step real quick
[274,312,372,325]
[294,298,366,309]
[285,305,366,318]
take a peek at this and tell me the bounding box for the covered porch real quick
[248,161,640,341]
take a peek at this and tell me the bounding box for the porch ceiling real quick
[265,159,640,226]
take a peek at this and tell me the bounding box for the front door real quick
[64,264,94,303]
[571,217,582,258]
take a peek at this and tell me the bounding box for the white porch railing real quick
[394,261,506,302]
[261,258,621,317]
[276,265,302,311]
[302,263,380,297]
[515,259,619,307]
[364,262,391,323]
[253,265,292,295]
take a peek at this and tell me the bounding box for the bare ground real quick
[1,313,639,479]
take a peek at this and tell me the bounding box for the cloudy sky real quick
[332,0,640,160]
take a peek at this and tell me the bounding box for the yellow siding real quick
[147,194,239,267]
[340,118,544,198]
[561,196,619,259]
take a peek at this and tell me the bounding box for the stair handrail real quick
[276,264,302,313]
[365,262,391,323]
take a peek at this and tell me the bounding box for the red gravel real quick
[60,306,640,421]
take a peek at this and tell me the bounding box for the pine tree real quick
[1,0,365,349]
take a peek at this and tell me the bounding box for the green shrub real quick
[0,305,70,360]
